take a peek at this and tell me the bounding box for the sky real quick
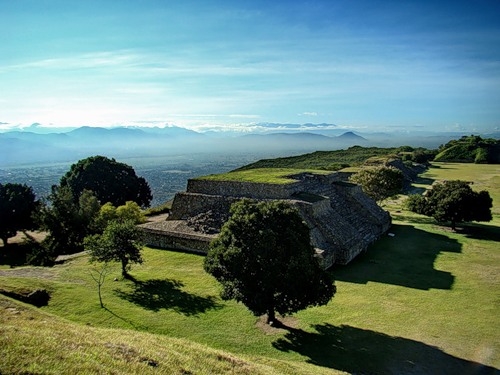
[1,0,499,133]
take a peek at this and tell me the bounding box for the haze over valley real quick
[3,122,488,168]
[2,123,498,206]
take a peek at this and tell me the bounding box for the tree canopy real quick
[204,199,335,324]
[406,180,492,230]
[349,166,404,202]
[60,155,152,208]
[39,186,100,255]
[0,183,39,246]
[93,201,146,232]
[85,220,143,278]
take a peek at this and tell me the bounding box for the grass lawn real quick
[422,162,500,216]
[1,162,499,374]
[197,167,331,184]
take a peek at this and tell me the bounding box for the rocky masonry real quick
[139,171,391,268]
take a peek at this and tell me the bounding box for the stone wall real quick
[169,193,237,220]
[141,170,391,268]
[186,179,298,199]
[186,172,346,200]
[140,224,213,254]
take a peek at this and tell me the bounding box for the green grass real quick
[1,162,499,374]
[143,200,172,216]
[197,168,331,184]
[236,147,401,171]
[433,136,500,163]
[421,162,500,216]
[1,297,332,375]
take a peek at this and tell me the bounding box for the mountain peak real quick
[338,131,367,141]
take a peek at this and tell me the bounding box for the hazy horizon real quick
[2,1,499,134]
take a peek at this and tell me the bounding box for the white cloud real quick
[0,50,140,72]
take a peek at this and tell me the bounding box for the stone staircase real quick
[140,172,392,268]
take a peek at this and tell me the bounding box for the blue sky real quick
[1,0,499,133]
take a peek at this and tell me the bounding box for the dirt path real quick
[0,231,47,247]
[0,266,58,280]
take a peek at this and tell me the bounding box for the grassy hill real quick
[0,296,334,375]
[235,146,403,171]
[1,162,499,374]
[434,135,500,163]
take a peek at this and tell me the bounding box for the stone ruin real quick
[139,171,392,268]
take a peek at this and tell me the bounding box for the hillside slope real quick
[434,135,500,163]
[0,295,341,375]
[235,146,402,171]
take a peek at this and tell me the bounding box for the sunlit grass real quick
[1,296,334,375]
[422,162,500,216]
[197,168,331,184]
[1,162,499,374]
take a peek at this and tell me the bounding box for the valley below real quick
[0,151,265,207]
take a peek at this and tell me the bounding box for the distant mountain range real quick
[0,123,497,167]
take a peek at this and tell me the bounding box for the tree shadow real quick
[272,323,498,375]
[429,164,452,169]
[459,223,500,242]
[0,243,30,267]
[406,186,427,194]
[391,213,437,225]
[101,306,145,330]
[415,176,434,186]
[334,224,460,290]
[114,278,222,316]
[405,176,434,195]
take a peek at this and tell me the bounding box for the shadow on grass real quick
[101,307,145,330]
[334,224,460,290]
[415,176,434,186]
[272,323,498,375]
[0,243,30,267]
[406,186,427,195]
[391,213,437,225]
[114,278,222,316]
[460,223,500,242]
[429,164,453,169]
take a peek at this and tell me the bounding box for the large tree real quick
[0,183,39,246]
[349,165,404,202]
[204,199,335,325]
[60,155,152,208]
[85,220,143,278]
[406,180,492,230]
[39,186,100,254]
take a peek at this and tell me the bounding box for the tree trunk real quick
[98,282,104,308]
[266,307,276,325]
[451,219,456,231]
[121,259,128,278]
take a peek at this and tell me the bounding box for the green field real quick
[198,167,331,184]
[1,162,499,374]
[235,147,402,171]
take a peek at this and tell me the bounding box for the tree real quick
[60,155,152,208]
[94,201,146,232]
[85,220,143,278]
[204,199,335,325]
[89,262,110,308]
[0,183,39,246]
[406,180,492,230]
[39,186,100,254]
[349,166,404,202]
[436,135,500,163]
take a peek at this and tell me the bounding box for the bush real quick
[25,238,56,267]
